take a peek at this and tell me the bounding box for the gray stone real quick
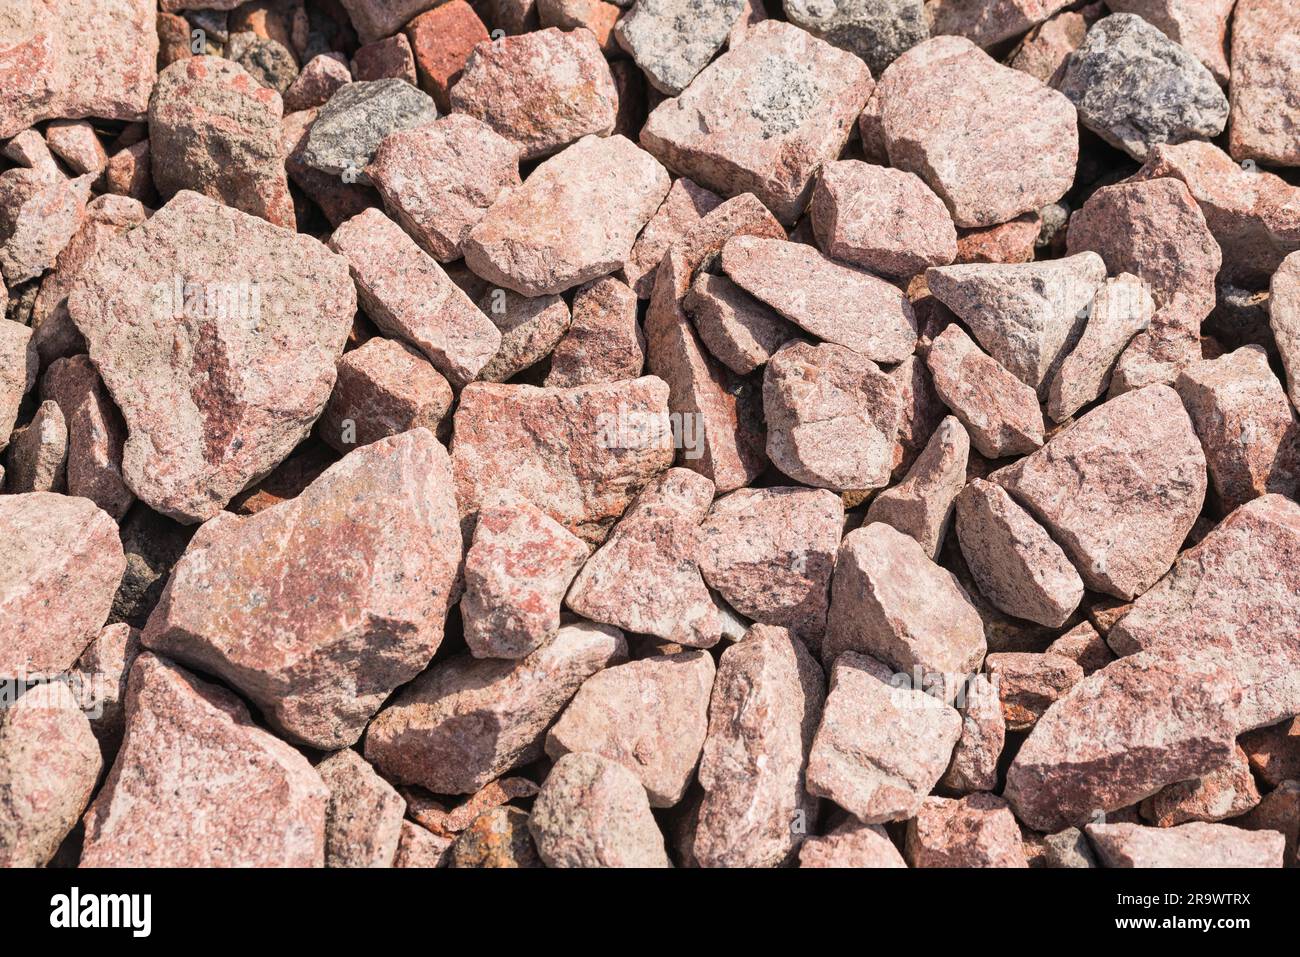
[225,31,299,94]
[783,0,928,77]
[302,80,438,184]
[615,0,746,95]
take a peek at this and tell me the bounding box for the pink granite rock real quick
[149,56,295,229]
[639,21,873,224]
[545,276,645,387]
[318,337,454,453]
[955,213,1044,266]
[0,682,101,867]
[81,653,328,868]
[367,114,521,263]
[45,121,107,177]
[529,752,671,868]
[39,356,133,520]
[4,399,66,493]
[985,651,1085,732]
[870,36,1077,228]
[449,27,617,161]
[404,0,489,112]
[566,468,719,648]
[0,0,158,139]
[1004,653,1241,831]
[143,430,461,749]
[448,805,544,868]
[1107,0,1234,84]
[929,0,1074,49]
[1228,0,1300,167]
[365,621,626,794]
[1177,346,1300,512]
[546,650,715,807]
[1086,821,1284,868]
[623,177,723,299]
[316,748,406,868]
[799,819,907,868]
[68,191,355,522]
[721,237,917,363]
[810,161,957,280]
[0,321,36,450]
[1274,252,1300,410]
[101,139,154,202]
[1233,781,1299,865]
[1066,178,1220,392]
[0,492,124,675]
[0,161,89,285]
[1046,621,1114,676]
[451,376,675,544]
[1109,494,1300,733]
[926,324,1045,458]
[698,488,843,643]
[1241,718,1300,789]
[353,34,418,84]
[283,53,352,112]
[824,522,986,688]
[906,794,1029,868]
[465,134,670,297]
[282,109,377,228]
[955,480,1084,628]
[329,207,501,389]
[338,0,441,44]
[474,288,572,383]
[683,273,799,376]
[694,625,825,867]
[461,491,589,660]
[70,622,140,752]
[1140,745,1261,827]
[807,651,962,823]
[1008,6,1095,85]
[939,673,1006,794]
[1046,274,1156,422]
[392,820,452,868]
[537,0,622,54]
[867,416,969,561]
[993,384,1206,599]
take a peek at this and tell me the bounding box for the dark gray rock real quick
[302,80,439,185]
[225,32,300,95]
[1059,14,1228,161]
[783,0,928,77]
[109,504,194,628]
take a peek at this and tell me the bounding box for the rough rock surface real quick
[1046,621,1114,676]
[785,0,927,77]
[683,274,797,376]
[302,79,438,184]
[806,651,962,823]
[316,748,406,868]
[365,621,627,794]
[0,492,124,675]
[993,384,1206,599]
[447,806,543,868]
[474,288,572,383]
[622,178,722,300]
[339,0,441,44]
[985,651,1085,732]
[866,416,968,560]
[1140,746,1261,827]
[546,650,715,807]
[1241,718,1300,789]
[1106,0,1234,84]
[639,21,873,224]
[929,0,1073,49]
[1275,253,1300,411]
[694,625,826,867]
[939,673,1006,794]
[283,53,351,112]
[0,160,89,286]
[464,134,670,297]
[905,794,1029,868]
[142,430,461,750]
[0,322,35,451]
[529,752,671,867]
[68,190,355,522]
[545,277,645,387]
[698,488,842,642]
[1086,821,1284,868]
[870,36,1077,228]
[614,0,743,95]
[1228,0,1300,167]
[71,622,141,751]
[4,399,66,493]
[81,654,329,867]
[226,31,299,94]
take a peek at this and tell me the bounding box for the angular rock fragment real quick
[811,161,957,280]
[1274,253,1300,411]
[640,21,873,223]
[1060,14,1228,161]
[1107,0,1234,84]
[461,492,589,660]
[926,324,1045,459]
[316,748,406,868]
[143,430,461,750]
[338,0,440,45]
[0,321,35,450]
[68,191,355,522]
[367,114,521,262]
[1109,494,1300,733]
[870,36,1077,228]
[282,109,377,228]
[698,487,842,642]
[546,650,715,807]
[614,0,744,95]
[1046,621,1114,676]
[365,621,627,794]
[451,376,675,544]
[329,207,500,388]
[1140,746,1261,827]
[545,277,645,387]
[929,0,1073,49]
[1004,653,1240,831]
[985,652,1085,732]
[81,654,329,867]
[1085,821,1285,868]
[806,652,962,823]
[448,806,543,868]
[566,468,719,648]
[393,820,452,868]
[0,158,89,286]
[226,31,299,94]
[622,178,722,300]
[1008,6,1098,85]
[722,237,916,363]
[530,752,671,868]
[1175,346,1300,513]
[352,34,417,85]
[867,416,968,560]
[956,213,1043,266]
[38,357,133,519]
[1228,0,1300,167]
[905,794,1029,868]
[318,337,453,453]
[955,480,1083,628]
[465,135,670,297]
[0,492,125,675]
[45,121,107,177]
[302,79,437,184]
[538,0,622,53]
[148,56,295,229]
[799,819,907,868]
[405,777,540,838]
[993,384,1206,599]
[683,274,798,376]
[1240,718,1300,790]
[70,622,140,752]
[784,0,926,76]
[1233,781,1299,865]
[939,673,1006,794]
[449,27,617,161]
[695,625,826,867]
[763,342,902,492]
[283,53,352,112]
[475,288,571,383]
[1046,274,1155,422]
[0,683,102,868]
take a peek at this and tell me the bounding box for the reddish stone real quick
[319,337,453,453]
[475,288,572,383]
[799,819,907,868]
[1046,621,1114,676]
[1108,0,1234,84]
[985,652,1085,732]
[684,273,798,376]
[1240,718,1300,790]
[545,277,645,387]
[392,820,452,867]
[70,622,140,752]
[338,0,441,44]
[867,416,969,561]
[538,0,622,54]
[316,748,406,868]
[4,399,66,493]
[0,321,35,449]
[45,121,107,177]
[1275,252,1300,411]
[955,213,1043,266]
[905,794,1029,868]
[447,806,543,868]
[404,1,489,113]
[1009,6,1096,85]
[283,53,351,112]
[939,673,1006,794]
[0,160,89,286]
[1086,821,1285,868]
[622,177,723,300]
[929,0,1073,49]
[1233,781,1299,865]
[1228,0,1300,167]
[1140,745,1261,827]
[352,34,417,85]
